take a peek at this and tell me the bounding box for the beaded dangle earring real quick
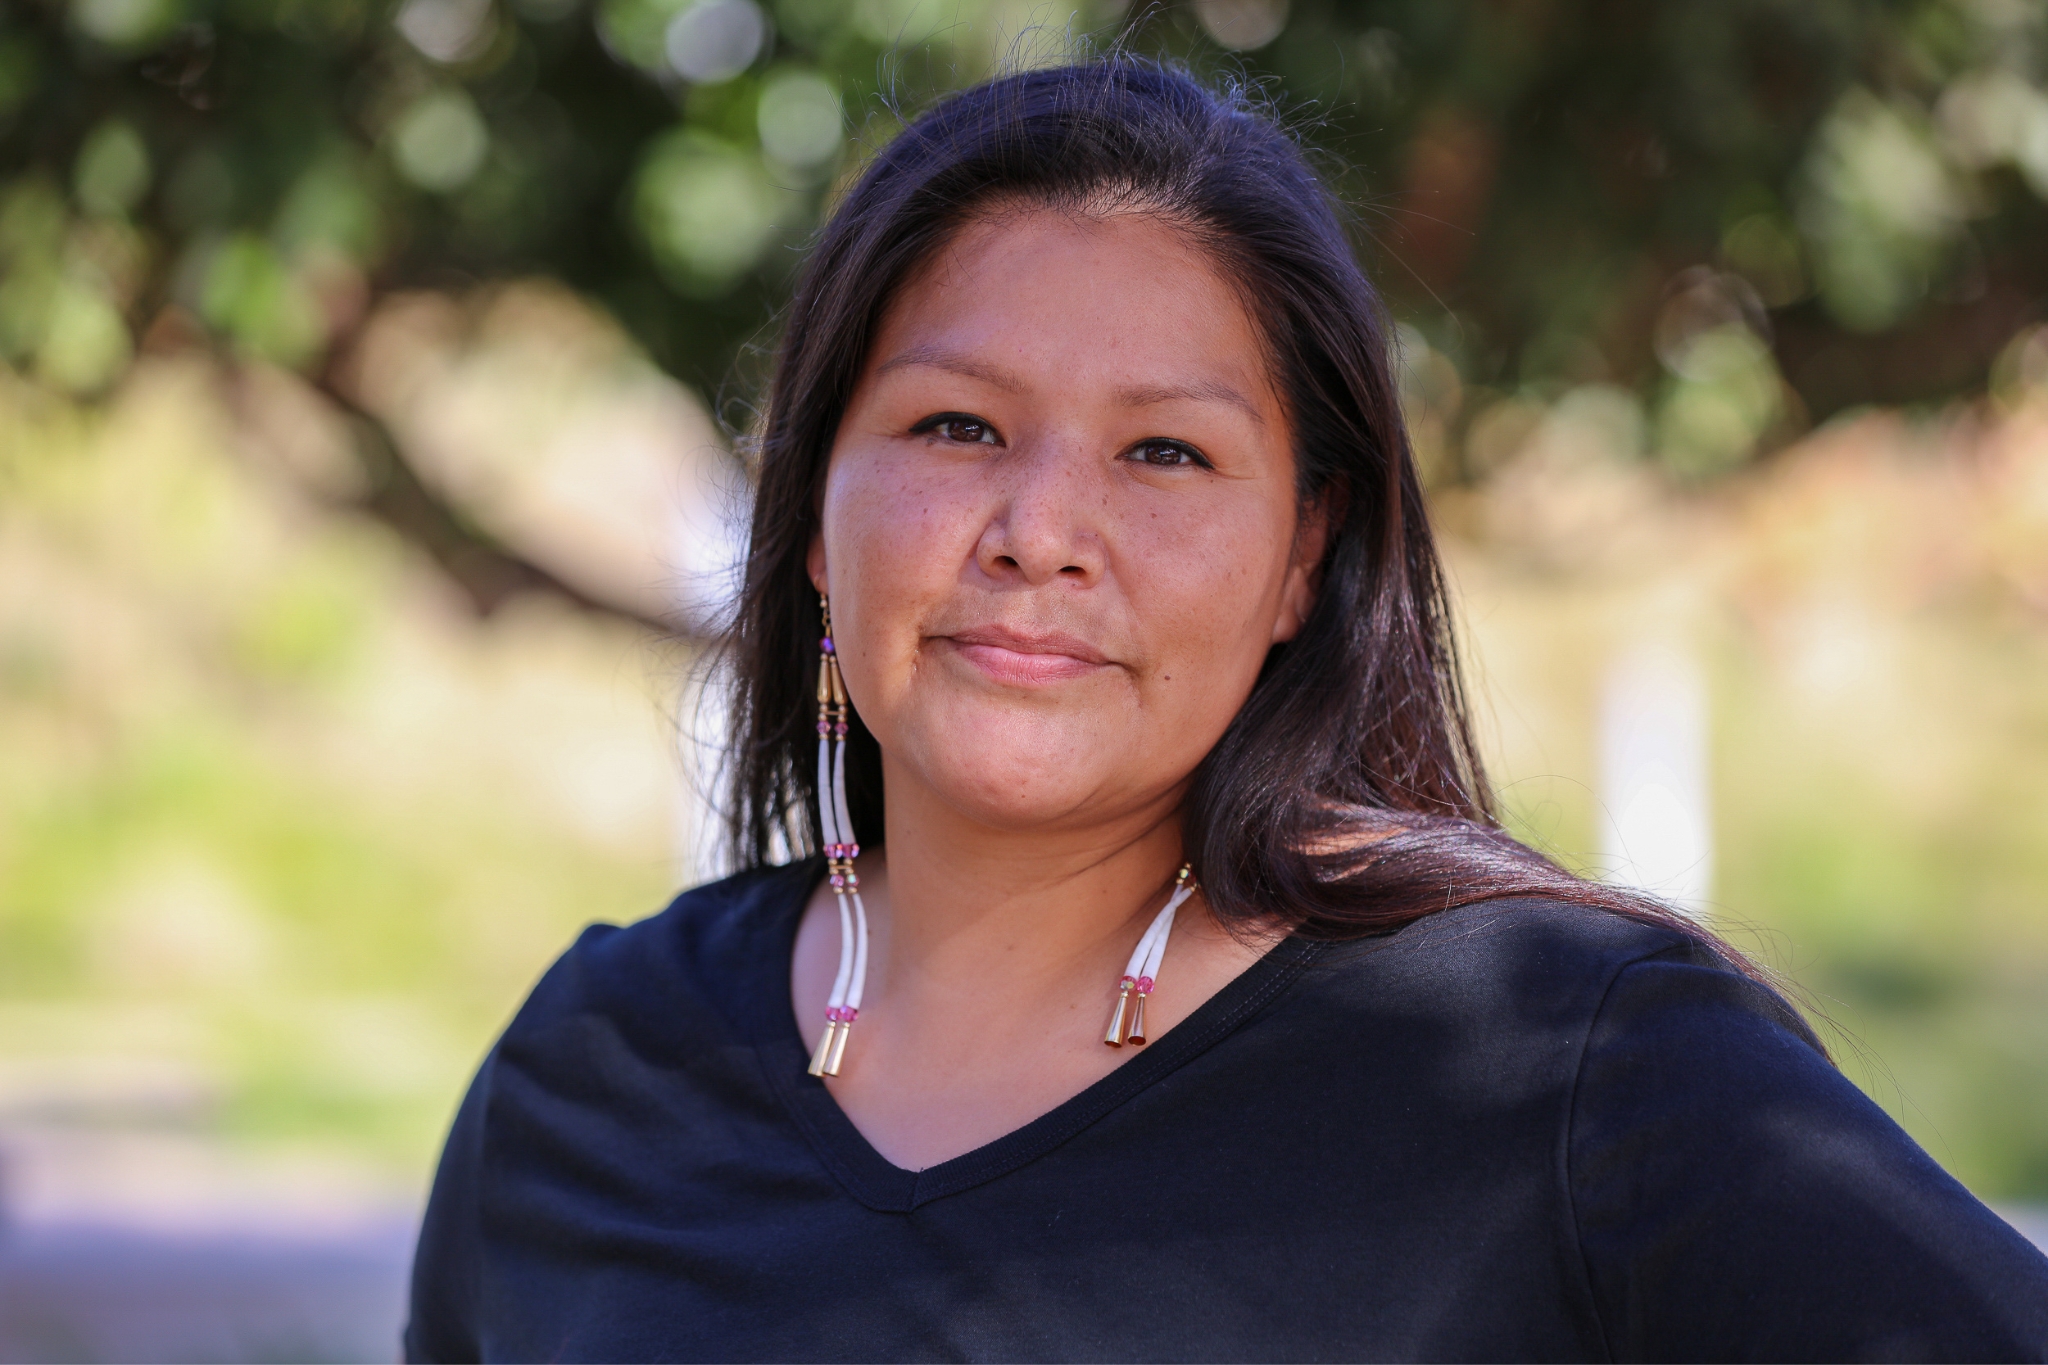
[808,594,870,1079]
[1105,864,1197,1047]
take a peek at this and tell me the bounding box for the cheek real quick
[822,450,982,665]
[1125,499,1294,669]
[831,453,978,580]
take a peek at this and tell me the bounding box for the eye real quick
[911,412,1002,446]
[1124,438,1211,469]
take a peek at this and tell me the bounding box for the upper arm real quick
[1568,949,2048,1363]
[405,1050,495,1365]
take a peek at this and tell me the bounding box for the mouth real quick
[939,625,1114,686]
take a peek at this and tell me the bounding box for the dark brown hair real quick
[725,55,1754,970]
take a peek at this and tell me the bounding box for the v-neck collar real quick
[746,857,1326,1213]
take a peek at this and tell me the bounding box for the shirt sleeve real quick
[1568,943,2048,1363]
[404,1049,496,1365]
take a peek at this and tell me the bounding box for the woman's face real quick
[811,207,1322,836]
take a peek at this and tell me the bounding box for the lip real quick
[941,625,1113,685]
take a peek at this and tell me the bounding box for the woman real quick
[406,59,2048,1361]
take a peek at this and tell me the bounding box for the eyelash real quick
[1124,438,1211,470]
[911,413,1000,445]
[910,414,1213,470]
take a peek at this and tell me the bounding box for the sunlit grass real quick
[0,362,687,1181]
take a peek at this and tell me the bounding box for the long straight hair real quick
[725,56,1756,972]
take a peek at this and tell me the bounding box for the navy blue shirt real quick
[406,861,2048,1361]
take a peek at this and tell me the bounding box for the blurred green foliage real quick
[1,0,2044,506]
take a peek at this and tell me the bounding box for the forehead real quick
[868,206,1279,400]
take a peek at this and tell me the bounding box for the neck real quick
[864,755,1190,1016]
[797,754,1275,1171]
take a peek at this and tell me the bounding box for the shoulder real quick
[1520,907,2048,1358]
[406,861,819,1359]
[505,860,817,1058]
[1302,895,1820,1057]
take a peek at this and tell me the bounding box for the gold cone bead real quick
[807,1020,838,1077]
[1126,992,1149,1047]
[1104,984,1133,1047]
[823,1018,851,1075]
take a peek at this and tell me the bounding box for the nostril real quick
[1059,564,1085,576]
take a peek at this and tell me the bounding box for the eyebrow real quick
[873,344,1023,392]
[1113,379,1266,427]
[873,344,1266,425]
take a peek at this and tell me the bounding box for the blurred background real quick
[3,0,2047,1356]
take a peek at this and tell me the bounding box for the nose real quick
[972,435,1107,587]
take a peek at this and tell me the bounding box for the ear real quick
[806,529,828,597]
[1270,495,1331,644]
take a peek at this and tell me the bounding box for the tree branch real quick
[261,347,707,643]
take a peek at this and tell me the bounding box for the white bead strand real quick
[808,602,868,1079]
[1105,865,1195,1047]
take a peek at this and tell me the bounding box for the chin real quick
[893,701,1130,831]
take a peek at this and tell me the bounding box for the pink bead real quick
[843,1008,857,1022]
[846,844,860,858]
[834,722,848,737]
[1136,976,1154,994]
[817,721,829,734]
[1118,975,1136,990]
[829,873,845,888]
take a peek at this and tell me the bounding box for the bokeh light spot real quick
[633,132,781,295]
[1194,0,1288,51]
[74,121,152,219]
[36,279,132,393]
[395,0,500,64]
[665,0,767,83]
[69,0,179,48]
[391,90,491,194]
[853,0,948,47]
[757,70,842,169]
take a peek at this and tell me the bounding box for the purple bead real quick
[829,873,845,888]
[817,721,829,734]
[820,637,834,653]
[833,722,848,737]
